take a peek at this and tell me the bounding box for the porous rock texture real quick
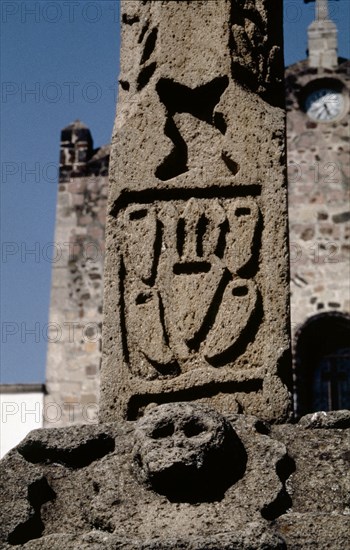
[101,0,292,424]
[2,3,348,549]
[0,405,289,549]
[1,406,349,549]
[272,410,350,549]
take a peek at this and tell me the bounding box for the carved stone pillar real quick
[100,0,292,423]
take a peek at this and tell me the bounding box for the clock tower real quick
[286,0,350,417]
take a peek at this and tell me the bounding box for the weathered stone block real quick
[1,408,349,549]
[0,407,290,549]
[101,0,291,422]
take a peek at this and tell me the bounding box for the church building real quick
[286,0,350,417]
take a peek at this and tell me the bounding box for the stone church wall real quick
[44,123,109,427]
[286,59,350,332]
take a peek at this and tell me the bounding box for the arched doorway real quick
[294,312,350,418]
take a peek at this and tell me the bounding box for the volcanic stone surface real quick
[1,404,349,549]
[0,406,289,549]
[101,0,291,423]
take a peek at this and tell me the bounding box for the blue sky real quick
[1,0,349,384]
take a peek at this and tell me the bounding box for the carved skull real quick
[133,402,246,502]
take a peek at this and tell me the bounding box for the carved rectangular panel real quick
[100,0,291,422]
[121,195,261,373]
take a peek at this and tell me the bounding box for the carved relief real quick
[230,0,284,107]
[133,402,246,502]
[101,0,291,424]
[155,77,230,180]
[119,194,262,379]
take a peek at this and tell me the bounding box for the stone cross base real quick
[1,405,349,549]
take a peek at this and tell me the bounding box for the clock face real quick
[305,88,344,122]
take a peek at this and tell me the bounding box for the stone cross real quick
[100,0,292,423]
[316,0,330,21]
[308,0,338,69]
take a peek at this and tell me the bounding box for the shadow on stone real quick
[18,433,115,469]
[261,454,296,520]
[8,478,56,545]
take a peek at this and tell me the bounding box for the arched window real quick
[294,312,350,418]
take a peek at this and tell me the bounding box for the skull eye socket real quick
[151,421,174,439]
[183,419,207,438]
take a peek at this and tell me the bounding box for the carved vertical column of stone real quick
[100,0,291,423]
